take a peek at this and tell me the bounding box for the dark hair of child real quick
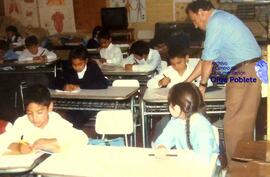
[168,82,206,149]
[24,84,51,108]
[69,46,89,61]
[129,40,150,57]
[97,28,111,40]
[5,25,21,40]
[185,0,214,14]
[0,40,9,51]
[168,45,189,59]
[92,26,103,38]
[25,35,39,47]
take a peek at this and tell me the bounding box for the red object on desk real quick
[0,120,10,134]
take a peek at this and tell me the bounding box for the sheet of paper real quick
[0,151,44,169]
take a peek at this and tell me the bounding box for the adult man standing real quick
[185,0,262,170]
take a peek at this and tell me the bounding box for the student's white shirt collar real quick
[77,64,87,79]
[107,43,113,50]
[134,48,154,64]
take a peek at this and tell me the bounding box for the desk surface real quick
[33,145,217,177]
[50,86,139,100]
[143,87,225,103]
[0,58,58,67]
[98,63,155,76]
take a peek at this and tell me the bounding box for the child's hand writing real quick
[33,56,46,62]
[124,64,133,71]
[99,58,107,64]
[158,74,171,87]
[32,138,59,152]
[64,84,80,91]
[19,142,32,154]
[154,145,169,159]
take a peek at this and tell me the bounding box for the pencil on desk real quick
[40,49,45,56]
[20,135,27,145]
[148,153,178,157]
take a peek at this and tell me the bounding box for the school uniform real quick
[62,60,108,89]
[99,43,123,65]
[123,48,162,73]
[154,113,219,162]
[87,38,100,49]
[147,65,193,88]
[7,35,24,47]
[4,49,18,60]
[18,47,57,61]
[0,111,89,152]
[62,60,108,128]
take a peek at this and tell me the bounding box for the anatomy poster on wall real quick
[38,0,76,34]
[110,0,146,23]
[4,0,39,27]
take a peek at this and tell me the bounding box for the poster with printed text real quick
[110,0,146,23]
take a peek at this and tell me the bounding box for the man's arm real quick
[199,60,213,97]
[186,60,202,82]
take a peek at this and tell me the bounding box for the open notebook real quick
[0,151,45,170]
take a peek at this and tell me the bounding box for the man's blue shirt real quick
[202,10,261,73]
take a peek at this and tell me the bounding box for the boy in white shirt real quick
[1,84,88,154]
[147,46,212,88]
[98,29,123,65]
[18,35,57,61]
[124,40,162,73]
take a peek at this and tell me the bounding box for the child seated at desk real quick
[0,84,88,154]
[87,26,102,49]
[0,40,18,63]
[5,25,24,49]
[123,40,163,73]
[18,35,57,61]
[62,46,108,90]
[147,44,211,88]
[154,82,219,162]
[61,46,108,128]
[98,29,123,65]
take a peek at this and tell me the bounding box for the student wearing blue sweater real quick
[154,82,219,162]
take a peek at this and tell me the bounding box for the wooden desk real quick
[230,161,270,177]
[141,87,226,147]
[232,140,270,163]
[33,145,218,177]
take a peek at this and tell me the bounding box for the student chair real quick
[112,79,140,87]
[95,110,134,146]
[212,125,227,177]
[112,79,140,146]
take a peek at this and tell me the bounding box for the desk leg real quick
[131,96,136,147]
[141,100,146,147]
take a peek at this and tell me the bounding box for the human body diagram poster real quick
[110,0,146,23]
[4,0,76,34]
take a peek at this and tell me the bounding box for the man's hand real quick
[199,85,206,99]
